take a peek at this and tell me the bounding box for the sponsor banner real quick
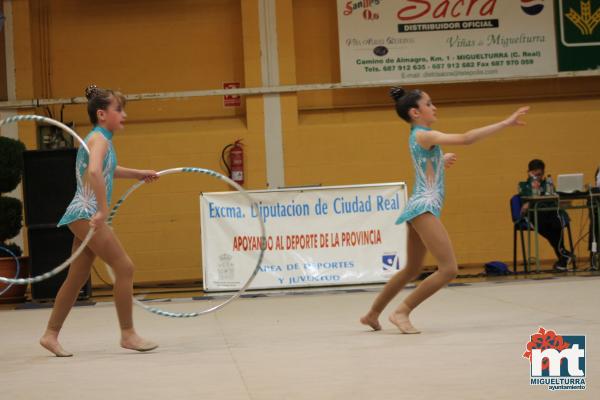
[201,183,407,291]
[336,0,558,83]
[555,0,600,73]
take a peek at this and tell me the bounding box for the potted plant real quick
[0,135,28,303]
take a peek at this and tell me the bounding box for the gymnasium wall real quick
[8,0,600,284]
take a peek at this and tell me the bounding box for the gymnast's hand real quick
[137,170,159,183]
[443,153,457,169]
[503,106,530,127]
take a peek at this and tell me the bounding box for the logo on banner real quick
[373,46,389,56]
[382,252,400,271]
[520,0,545,16]
[342,0,382,20]
[217,253,235,281]
[559,0,600,46]
[523,327,586,391]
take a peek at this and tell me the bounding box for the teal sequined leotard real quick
[396,125,445,225]
[57,126,117,226]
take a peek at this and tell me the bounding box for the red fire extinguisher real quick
[221,139,244,185]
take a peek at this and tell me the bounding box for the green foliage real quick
[0,136,26,193]
[0,196,23,242]
[0,136,26,255]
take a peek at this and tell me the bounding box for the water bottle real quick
[532,176,540,196]
[546,175,555,195]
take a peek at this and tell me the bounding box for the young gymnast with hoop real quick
[40,85,160,356]
[360,87,529,333]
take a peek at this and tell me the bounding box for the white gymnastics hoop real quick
[105,167,267,318]
[0,115,95,286]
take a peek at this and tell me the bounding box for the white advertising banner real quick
[201,183,407,291]
[337,0,558,83]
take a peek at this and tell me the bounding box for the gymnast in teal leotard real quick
[361,87,530,334]
[395,124,445,225]
[58,125,117,227]
[40,85,160,357]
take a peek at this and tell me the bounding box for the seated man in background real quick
[518,159,572,271]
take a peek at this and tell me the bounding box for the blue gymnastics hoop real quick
[0,246,20,296]
[0,115,95,285]
[105,167,267,318]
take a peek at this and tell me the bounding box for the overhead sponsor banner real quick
[555,0,600,73]
[336,0,558,83]
[201,183,407,291]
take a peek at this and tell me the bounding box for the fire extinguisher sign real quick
[223,82,241,107]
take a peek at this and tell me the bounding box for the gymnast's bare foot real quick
[360,310,382,331]
[389,303,421,334]
[121,330,158,352]
[40,331,73,357]
[389,313,420,334]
